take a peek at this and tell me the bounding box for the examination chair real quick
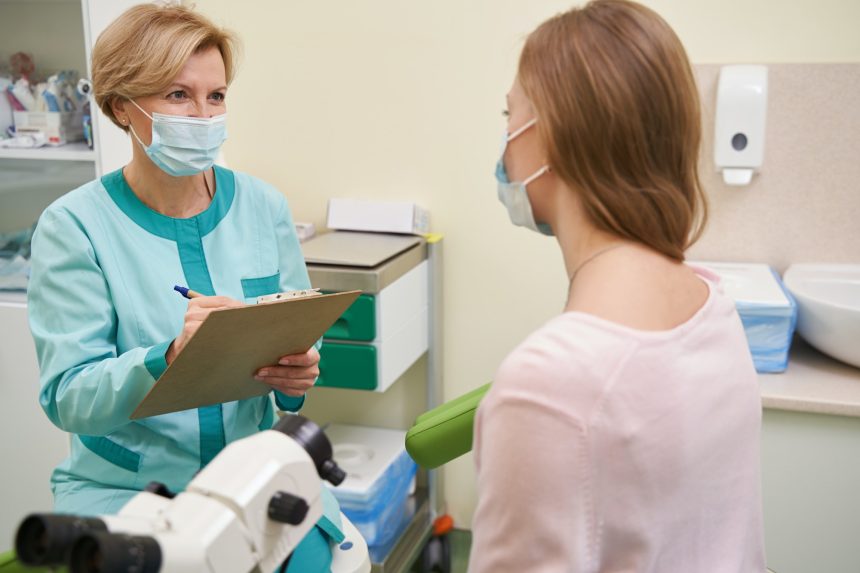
[405,382,491,470]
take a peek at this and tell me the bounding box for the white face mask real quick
[128,99,227,177]
[494,118,552,236]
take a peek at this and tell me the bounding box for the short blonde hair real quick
[92,3,239,131]
[519,0,707,261]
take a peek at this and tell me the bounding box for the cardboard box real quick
[13,111,84,146]
[327,198,429,235]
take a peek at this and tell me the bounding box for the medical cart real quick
[301,231,447,573]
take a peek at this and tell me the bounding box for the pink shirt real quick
[469,267,766,573]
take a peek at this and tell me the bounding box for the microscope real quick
[13,415,370,573]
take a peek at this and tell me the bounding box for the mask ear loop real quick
[128,99,154,121]
[126,99,153,150]
[523,165,550,187]
[506,117,538,142]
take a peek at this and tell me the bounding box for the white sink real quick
[783,264,860,369]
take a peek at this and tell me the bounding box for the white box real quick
[326,198,429,235]
[13,111,84,146]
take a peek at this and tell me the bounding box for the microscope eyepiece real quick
[273,415,346,486]
[69,531,162,573]
[15,514,108,566]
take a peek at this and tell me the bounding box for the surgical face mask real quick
[495,118,552,236]
[128,100,227,177]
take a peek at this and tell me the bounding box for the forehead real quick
[171,46,226,86]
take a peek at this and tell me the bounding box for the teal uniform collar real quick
[101,165,235,240]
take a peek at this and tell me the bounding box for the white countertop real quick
[759,339,860,417]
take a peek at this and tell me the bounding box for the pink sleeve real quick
[468,395,595,573]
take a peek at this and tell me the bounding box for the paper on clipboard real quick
[131,289,361,419]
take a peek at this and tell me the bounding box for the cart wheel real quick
[419,534,451,573]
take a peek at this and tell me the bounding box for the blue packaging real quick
[325,425,418,547]
[695,262,797,373]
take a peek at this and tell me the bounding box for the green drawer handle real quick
[324,294,376,341]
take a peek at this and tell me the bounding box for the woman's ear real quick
[111,98,129,127]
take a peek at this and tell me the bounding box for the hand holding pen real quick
[167,285,244,365]
[170,285,322,395]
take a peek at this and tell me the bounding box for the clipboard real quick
[131,290,361,419]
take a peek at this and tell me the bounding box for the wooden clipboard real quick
[131,290,361,419]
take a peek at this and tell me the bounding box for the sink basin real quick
[783,264,860,369]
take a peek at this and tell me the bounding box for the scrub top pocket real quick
[241,271,281,299]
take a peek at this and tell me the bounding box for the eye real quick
[166,90,188,101]
[501,109,510,118]
[209,92,226,103]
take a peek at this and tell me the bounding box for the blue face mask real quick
[495,118,552,236]
[128,100,227,177]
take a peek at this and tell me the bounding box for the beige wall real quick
[193,0,860,527]
[0,1,88,78]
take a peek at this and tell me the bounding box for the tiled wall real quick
[689,64,860,271]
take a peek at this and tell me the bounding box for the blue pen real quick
[174,285,203,299]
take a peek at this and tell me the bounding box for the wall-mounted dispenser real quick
[714,65,768,186]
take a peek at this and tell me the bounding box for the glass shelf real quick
[0,142,95,162]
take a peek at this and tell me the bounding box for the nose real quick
[189,97,219,118]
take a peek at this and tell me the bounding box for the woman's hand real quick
[166,296,244,364]
[255,347,320,397]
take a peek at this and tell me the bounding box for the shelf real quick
[0,142,95,162]
[759,338,860,417]
[0,291,27,307]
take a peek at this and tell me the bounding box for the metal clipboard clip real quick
[256,288,323,304]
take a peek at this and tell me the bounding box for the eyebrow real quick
[167,83,228,92]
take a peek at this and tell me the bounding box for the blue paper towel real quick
[695,262,797,373]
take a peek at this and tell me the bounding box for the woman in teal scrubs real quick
[27,5,340,571]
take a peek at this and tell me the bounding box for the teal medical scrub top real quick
[27,166,342,572]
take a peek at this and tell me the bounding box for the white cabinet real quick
[0,0,137,547]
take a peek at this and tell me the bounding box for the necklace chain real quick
[568,243,626,287]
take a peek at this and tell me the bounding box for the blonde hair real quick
[92,3,239,131]
[518,0,706,261]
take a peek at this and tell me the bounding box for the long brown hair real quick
[518,0,706,261]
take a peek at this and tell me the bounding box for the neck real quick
[124,143,213,218]
[552,188,624,281]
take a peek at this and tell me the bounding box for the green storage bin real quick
[405,382,491,469]
[317,342,378,390]
[323,293,376,341]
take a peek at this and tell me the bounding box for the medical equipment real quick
[13,415,371,573]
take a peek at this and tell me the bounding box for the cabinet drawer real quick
[323,293,376,341]
[317,342,378,390]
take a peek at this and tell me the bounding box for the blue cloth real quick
[27,166,341,572]
[0,223,34,290]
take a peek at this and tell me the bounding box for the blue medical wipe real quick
[734,268,798,373]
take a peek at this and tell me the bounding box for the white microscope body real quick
[15,415,370,573]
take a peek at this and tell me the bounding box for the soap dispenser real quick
[714,65,768,186]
